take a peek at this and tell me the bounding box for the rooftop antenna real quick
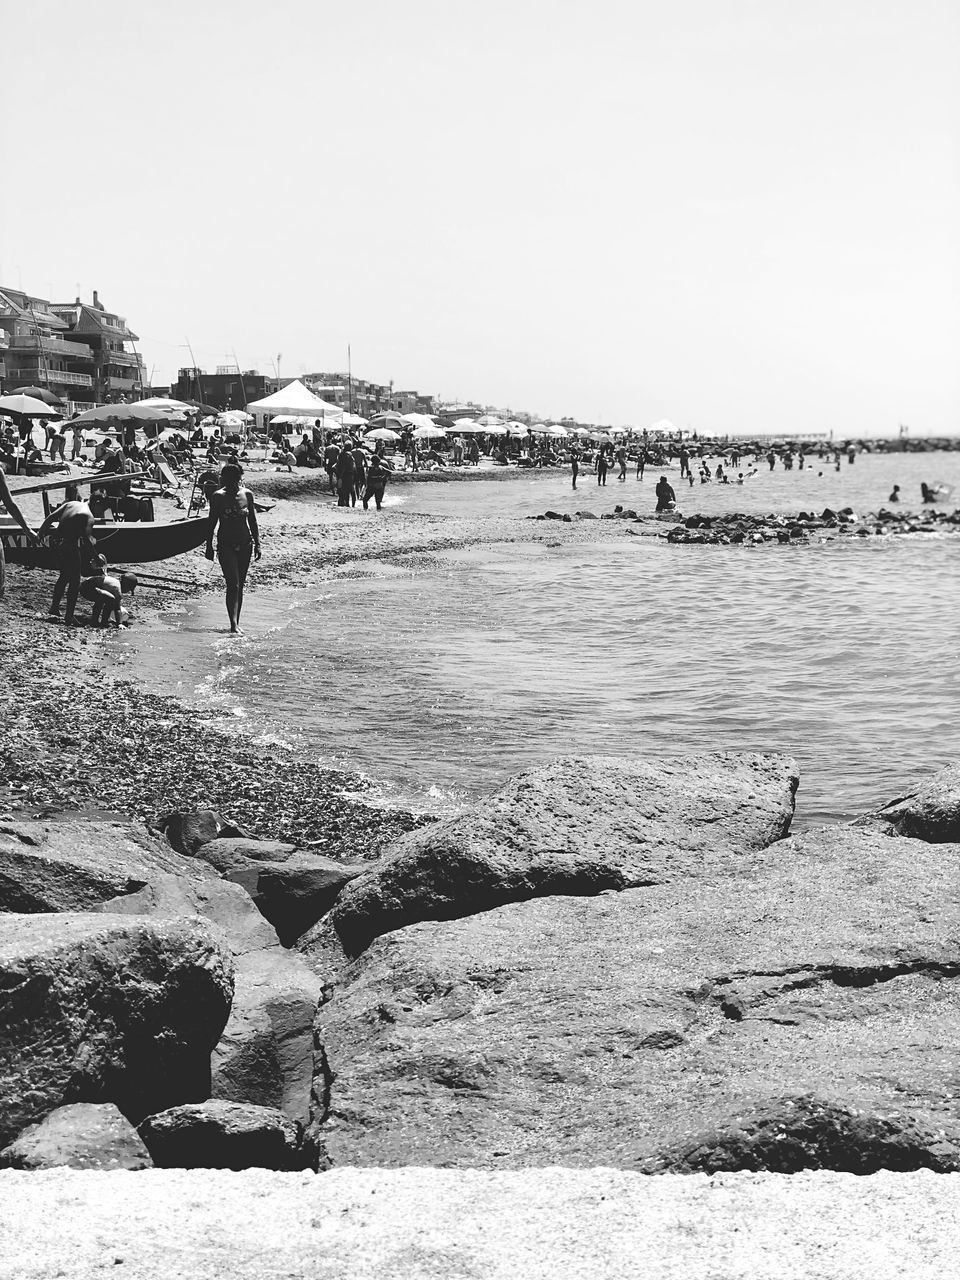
[232,349,247,411]
[185,336,201,401]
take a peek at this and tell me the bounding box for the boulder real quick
[192,838,297,873]
[0,1103,152,1171]
[139,1101,305,1171]
[317,752,798,957]
[161,810,249,857]
[0,913,233,1146]
[309,824,960,1170]
[870,763,960,842]
[224,854,367,946]
[211,948,324,1128]
[0,814,278,957]
[637,1095,960,1174]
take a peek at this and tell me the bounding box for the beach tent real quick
[246,379,341,421]
[647,419,678,436]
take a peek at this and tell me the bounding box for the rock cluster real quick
[0,809,347,1171]
[4,753,960,1179]
[530,506,960,544]
[666,507,960,545]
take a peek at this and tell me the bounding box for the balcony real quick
[105,347,143,367]
[14,367,95,388]
[107,375,141,392]
[10,334,94,359]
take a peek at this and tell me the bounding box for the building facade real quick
[304,372,435,419]
[172,367,277,410]
[0,286,146,410]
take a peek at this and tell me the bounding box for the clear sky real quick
[1,0,957,435]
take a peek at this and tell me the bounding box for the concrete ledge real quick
[0,1168,957,1279]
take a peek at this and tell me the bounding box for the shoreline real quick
[3,464,959,851]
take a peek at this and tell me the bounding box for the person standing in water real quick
[570,444,580,490]
[655,475,677,512]
[205,463,261,634]
[596,449,608,486]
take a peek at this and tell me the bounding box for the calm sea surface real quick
[117,451,960,829]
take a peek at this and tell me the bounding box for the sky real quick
[1,0,957,435]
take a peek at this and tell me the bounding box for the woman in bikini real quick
[205,463,261,633]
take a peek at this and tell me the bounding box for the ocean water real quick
[115,450,960,829]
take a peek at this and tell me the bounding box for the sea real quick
[115,449,960,830]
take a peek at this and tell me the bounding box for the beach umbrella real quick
[476,414,505,427]
[400,412,439,429]
[10,386,63,406]
[412,424,447,439]
[368,411,405,427]
[545,424,568,437]
[451,418,484,433]
[137,397,194,413]
[0,393,60,418]
[185,400,220,416]
[570,427,592,436]
[481,423,506,435]
[73,403,169,425]
[365,427,401,441]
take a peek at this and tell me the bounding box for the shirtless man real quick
[37,487,96,625]
[0,465,40,599]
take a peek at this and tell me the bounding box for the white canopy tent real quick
[246,379,343,429]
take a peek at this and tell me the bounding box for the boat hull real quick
[0,517,209,569]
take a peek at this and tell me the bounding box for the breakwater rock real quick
[532,506,960,543]
[301,757,960,1174]
[4,754,960,1179]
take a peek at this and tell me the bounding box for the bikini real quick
[218,491,253,552]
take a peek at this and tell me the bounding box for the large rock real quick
[318,752,799,957]
[211,948,324,1128]
[0,814,278,957]
[193,838,297,873]
[161,810,249,857]
[869,762,960,842]
[0,914,234,1146]
[139,1101,305,1171]
[0,1103,152,1171]
[310,824,960,1170]
[637,1095,960,1175]
[224,854,367,946]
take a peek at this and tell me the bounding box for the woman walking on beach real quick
[205,463,261,634]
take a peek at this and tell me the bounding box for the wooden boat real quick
[0,516,209,569]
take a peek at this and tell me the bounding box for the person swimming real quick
[889,485,901,503]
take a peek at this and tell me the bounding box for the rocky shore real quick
[2,472,959,1274]
[2,750,960,1177]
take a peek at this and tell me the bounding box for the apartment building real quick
[173,366,278,410]
[305,372,435,418]
[0,286,146,409]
